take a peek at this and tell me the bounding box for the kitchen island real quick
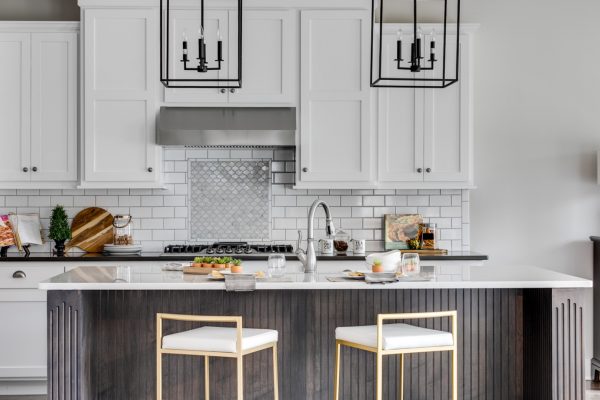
[40,263,591,400]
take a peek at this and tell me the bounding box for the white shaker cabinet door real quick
[0,33,31,182]
[423,35,471,183]
[30,32,78,183]
[82,9,159,184]
[163,9,230,103]
[298,10,372,183]
[377,31,424,182]
[228,9,296,104]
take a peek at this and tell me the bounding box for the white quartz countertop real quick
[38,261,592,290]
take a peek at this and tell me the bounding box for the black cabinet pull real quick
[32,167,38,172]
[147,167,153,173]
[425,168,431,173]
[22,167,28,172]
[417,168,423,173]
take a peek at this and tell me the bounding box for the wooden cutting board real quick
[183,267,228,275]
[399,249,448,255]
[65,207,114,253]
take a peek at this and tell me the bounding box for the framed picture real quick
[384,214,423,250]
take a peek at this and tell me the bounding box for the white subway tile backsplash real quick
[407,196,429,206]
[119,196,141,207]
[7,148,470,253]
[6,196,27,206]
[29,196,51,207]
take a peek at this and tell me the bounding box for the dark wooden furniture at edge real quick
[591,236,600,382]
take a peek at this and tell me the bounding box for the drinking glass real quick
[400,253,420,277]
[268,254,286,278]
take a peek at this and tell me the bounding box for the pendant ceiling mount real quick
[160,0,242,89]
[370,0,461,89]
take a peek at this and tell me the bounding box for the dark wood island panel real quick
[47,288,584,400]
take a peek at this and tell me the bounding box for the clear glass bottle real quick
[333,230,350,255]
[420,223,437,250]
[113,215,134,245]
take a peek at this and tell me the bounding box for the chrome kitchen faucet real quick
[295,200,336,273]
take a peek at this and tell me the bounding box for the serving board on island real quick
[41,265,590,400]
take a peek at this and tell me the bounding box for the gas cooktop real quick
[162,242,294,255]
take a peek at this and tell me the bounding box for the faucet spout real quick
[296,200,336,273]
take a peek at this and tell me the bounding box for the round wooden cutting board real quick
[65,207,114,253]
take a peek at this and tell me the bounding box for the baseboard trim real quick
[0,380,47,395]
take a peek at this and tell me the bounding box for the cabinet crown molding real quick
[0,21,79,32]
[78,0,370,8]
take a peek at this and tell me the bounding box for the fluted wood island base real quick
[47,287,585,400]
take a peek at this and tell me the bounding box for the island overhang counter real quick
[40,264,591,400]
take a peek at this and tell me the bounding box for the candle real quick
[217,28,223,61]
[396,29,402,61]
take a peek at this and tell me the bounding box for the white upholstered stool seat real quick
[334,312,458,400]
[335,323,453,350]
[162,326,278,353]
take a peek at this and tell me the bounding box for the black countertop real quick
[0,251,488,262]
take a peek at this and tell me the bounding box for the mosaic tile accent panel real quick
[189,159,271,241]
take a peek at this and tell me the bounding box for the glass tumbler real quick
[267,254,286,278]
[400,253,421,277]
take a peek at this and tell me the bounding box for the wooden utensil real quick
[65,207,114,253]
[400,249,448,255]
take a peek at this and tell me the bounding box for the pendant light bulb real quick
[182,29,188,41]
[217,28,222,41]
[416,26,423,39]
[396,29,403,40]
[198,26,204,39]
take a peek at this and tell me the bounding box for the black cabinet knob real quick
[417,168,423,173]
[302,167,308,173]
[425,168,431,173]
[220,88,226,93]
[32,167,38,172]
[230,88,236,93]
[22,167,28,172]
[147,167,153,173]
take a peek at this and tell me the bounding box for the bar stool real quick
[156,313,279,400]
[334,311,457,400]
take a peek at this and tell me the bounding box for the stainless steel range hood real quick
[157,107,296,147]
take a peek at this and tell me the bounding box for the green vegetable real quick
[193,257,203,264]
[231,259,242,266]
[48,205,71,242]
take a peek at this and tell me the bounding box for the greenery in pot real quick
[48,205,71,256]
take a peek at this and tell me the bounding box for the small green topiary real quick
[48,205,71,242]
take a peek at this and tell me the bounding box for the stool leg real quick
[272,344,279,400]
[156,352,162,400]
[376,352,383,400]
[334,341,341,400]
[204,356,210,400]
[451,349,458,400]
[398,354,404,400]
[237,355,244,400]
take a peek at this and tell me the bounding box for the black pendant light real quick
[160,0,242,88]
[370,0,460,88]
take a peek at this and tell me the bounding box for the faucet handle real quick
[296,230,304,253]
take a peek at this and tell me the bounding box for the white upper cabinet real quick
[30,33,78,183]
[163,8,296,105]
[377,25,475,188]
[297,10,372,185]
[0,24,78,189]
[81,8,161,187]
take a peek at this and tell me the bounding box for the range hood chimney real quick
[157,107,296,147]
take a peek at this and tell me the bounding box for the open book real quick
[8,214,43,248]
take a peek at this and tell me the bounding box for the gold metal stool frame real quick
[334,311,458,400]
[156,313,279,400]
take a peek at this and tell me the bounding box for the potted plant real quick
[192,257,204,268]
[213,257,228,269]
[201,257,214,268]
[230,259,243,273]
[371,259,384,273]
[48,205,71,257]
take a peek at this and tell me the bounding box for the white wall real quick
[386,0,600,379]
